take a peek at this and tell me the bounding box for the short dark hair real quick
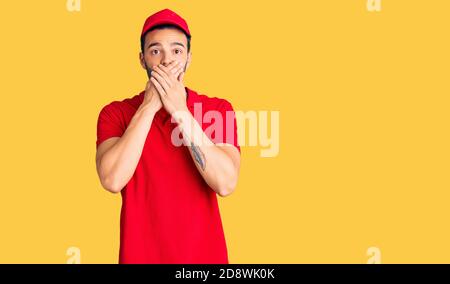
[140,24,191,53]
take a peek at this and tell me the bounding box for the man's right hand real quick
[142,80,163,113]
[141,60,184,114]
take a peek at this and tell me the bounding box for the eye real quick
[174,49,183,55]
[150,49,160,55]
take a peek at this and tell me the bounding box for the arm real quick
[150,63,241,197]
[95,82,161,194]
[96,62,183,193]
[174,111,241,197]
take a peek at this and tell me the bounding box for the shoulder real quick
[99,91,144,116]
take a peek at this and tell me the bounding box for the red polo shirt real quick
[96,87,240,264]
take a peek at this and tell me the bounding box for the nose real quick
[160,54,174,67]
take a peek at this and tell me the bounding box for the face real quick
[139,27,191,78]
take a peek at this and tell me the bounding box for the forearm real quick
[148,62,239,195]
[173,111,239,196]
[98,105,156,193]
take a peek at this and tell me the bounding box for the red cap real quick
[141,9,191,39]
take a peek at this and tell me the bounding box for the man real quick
[95,9,241,264]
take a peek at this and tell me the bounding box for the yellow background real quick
[0,0,449,263]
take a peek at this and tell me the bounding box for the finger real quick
[153,62,178,80]
[169,60,181,70]
[178,71,185,82]
[170,62,183,75]
[151,69,171,93]
[155,65,174,86]
[150,77,167,97]
[145,80,157,94]
[162,61,180,76]
[173,63,184,76]
[158,64,177,81]
[163,63,183,82]
[166,60,179,71]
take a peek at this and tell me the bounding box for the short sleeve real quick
[205,99,240,153]
[96,102,125,149]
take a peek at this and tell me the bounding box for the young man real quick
[95,9,241,264]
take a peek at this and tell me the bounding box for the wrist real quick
[137,103,158,119]
[172,108,192,126]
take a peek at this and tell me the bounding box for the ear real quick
[139,52,146,70]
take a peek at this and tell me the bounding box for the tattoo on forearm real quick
[191,142,206,171]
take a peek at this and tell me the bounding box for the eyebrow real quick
[171,42,186,48]
[147,42,186,49]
